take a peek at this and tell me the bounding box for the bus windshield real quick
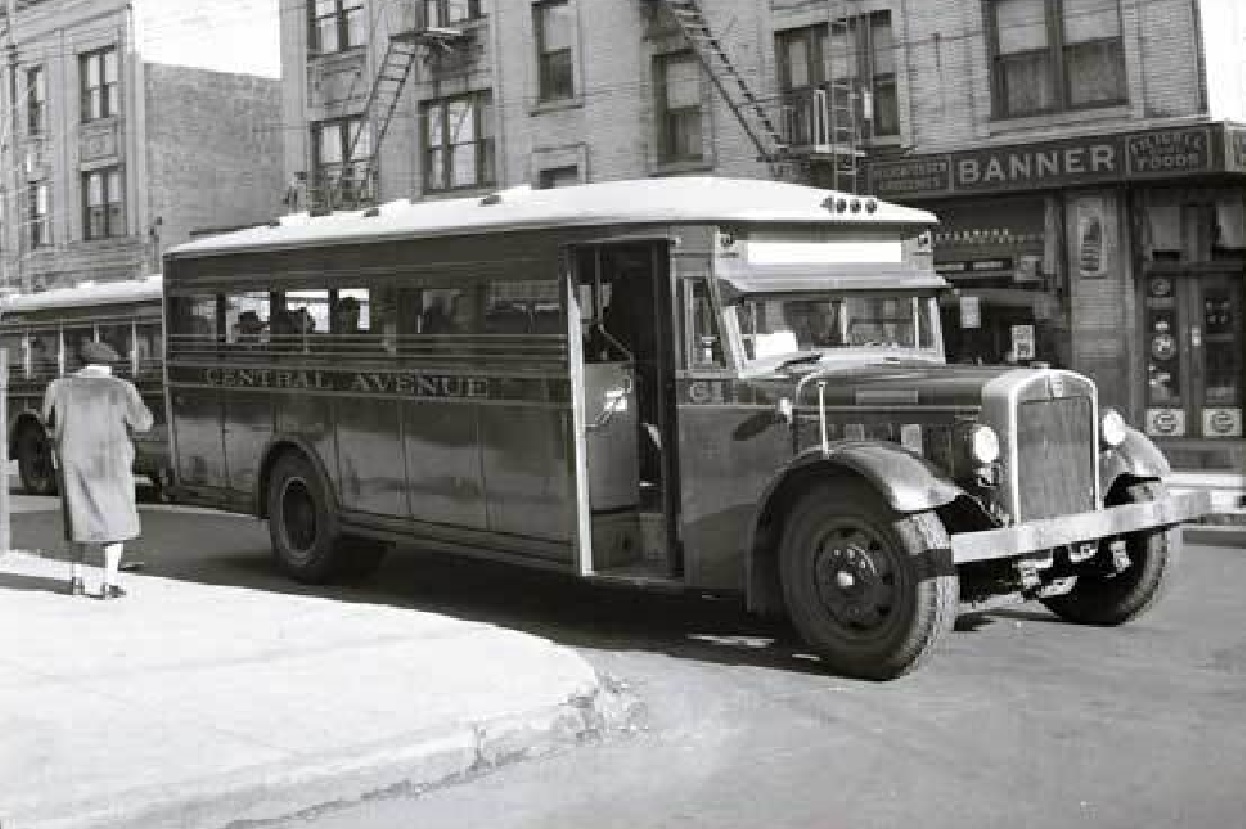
[732,293,940,369]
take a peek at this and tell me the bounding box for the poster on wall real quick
[1074,197,1109,279]
[1011,324,1036,362]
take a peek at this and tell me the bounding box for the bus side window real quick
[0,334,23,378]
[484,280,562,334]
[98,324,133,375]
[28,330,58,377]
[64,327,94,373]
[136,323,163,375]
[225,292,271,349]
[420,287,480,335]
[169,295,220,356]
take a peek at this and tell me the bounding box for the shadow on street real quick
[11,485,1025,680]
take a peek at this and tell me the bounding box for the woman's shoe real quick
[68,577,86,597]
[98,584,126,600]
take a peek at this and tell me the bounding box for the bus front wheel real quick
[16,424,57,496]
[778,482,959,680]
[267,453,386,584]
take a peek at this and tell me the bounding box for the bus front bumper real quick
[950,490,1212,564]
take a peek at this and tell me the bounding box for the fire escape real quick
[647,0,864,191]
[322,4,469,211]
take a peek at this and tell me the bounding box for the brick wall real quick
[143,63,285,253]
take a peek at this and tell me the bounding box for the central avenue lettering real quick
[202,367,490,398]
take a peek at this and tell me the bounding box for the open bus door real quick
[565,240,681,582]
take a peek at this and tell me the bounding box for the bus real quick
[162,177,1207,679]
[0,274,169,496]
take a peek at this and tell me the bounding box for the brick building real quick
[0,0,285,293]
[279,0,1244,475]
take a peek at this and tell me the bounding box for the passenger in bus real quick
[42,340,153,600]
[233,310,266,345]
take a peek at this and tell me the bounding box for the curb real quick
[8,677,645,829]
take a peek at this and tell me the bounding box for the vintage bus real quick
[0,274,169,496]
[162,177,1207,679]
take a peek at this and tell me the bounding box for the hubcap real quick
[280,477,318,560]
[812,523,899,632]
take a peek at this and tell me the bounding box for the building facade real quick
[1,0,285,293]
[279,0,1244,474]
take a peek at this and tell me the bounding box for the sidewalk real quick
[0,505,638,829]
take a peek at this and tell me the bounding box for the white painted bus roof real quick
[168,177,937,258]
[0,274,163,313]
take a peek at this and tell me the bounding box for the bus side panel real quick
[273,392,337,489]
[402,400,487,530]
[334,396,408,518]
[171,389,228,489]
[676,397,789,592]
[223,390,275,494]
[480,405,575,549]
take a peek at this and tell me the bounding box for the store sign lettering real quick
[866,125,1232,198]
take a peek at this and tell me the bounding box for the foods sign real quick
[868,125,1227,199]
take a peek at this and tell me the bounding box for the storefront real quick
[865,122,1246,473]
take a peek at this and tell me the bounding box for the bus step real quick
[589,562,684,591]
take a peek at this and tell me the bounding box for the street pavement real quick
[261,530,1246,829]
[0,497,638,829]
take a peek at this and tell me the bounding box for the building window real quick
[989,0,1126,118]
[26,66,46,135]
[537,165,579,189]
[310,0,365,54]
[776,25,828,147]
[83,167,124,240]
[80,47,118,122]
[423,0,481,27]
[421,91,495,192]
[535,0,575,101]
[312,116,373,206]
[828,11,898,138]
[29,181,50,248]
[656,52,703,163]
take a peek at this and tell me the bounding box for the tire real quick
[779,482,959,680]
[267,452,387,584]
[1042,481,1177,626]
[16,424,57,496]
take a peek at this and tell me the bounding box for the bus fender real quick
[745,443,962,616]
[253,436,338,519]
[1100,426,1170,495]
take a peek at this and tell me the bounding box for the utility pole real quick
[4,0,19,293]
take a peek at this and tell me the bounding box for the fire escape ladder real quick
[823,0,866,194]
[331,36,422,210]
[656,0,787,174]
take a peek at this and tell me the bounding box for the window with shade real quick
[309,0,366,54]
[656,52,703,163]
[421,91,495,192]
[535,0,576,102]
[828,12,898,138]
[29,181,50,248]
[83,168,124,240]
[80,47,118,121]
[26,66,46,135]
[989,0,1126,118]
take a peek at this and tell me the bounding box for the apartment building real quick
[0,0,285,293]
[280,0,1243,474]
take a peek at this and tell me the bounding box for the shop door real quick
[1142,271,1244,441]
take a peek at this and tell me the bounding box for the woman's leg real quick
[101,542,124,595]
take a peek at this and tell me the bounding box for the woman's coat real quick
[42,367,154,544]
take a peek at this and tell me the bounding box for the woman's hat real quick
[81,340,120,364]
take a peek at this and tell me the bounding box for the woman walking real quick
[42,340,154,599]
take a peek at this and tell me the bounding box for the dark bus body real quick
[162,177,1208,678]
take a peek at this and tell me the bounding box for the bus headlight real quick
[1101,408,1127,448]
[968,424,1000,464]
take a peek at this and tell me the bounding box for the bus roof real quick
[167,177,938,259]
[0,274,162,314]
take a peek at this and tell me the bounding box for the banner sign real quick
[866,124,1239,199]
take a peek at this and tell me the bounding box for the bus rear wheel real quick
[779,482,959,680]
[16,424,56,496]
[267,453,386,584]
